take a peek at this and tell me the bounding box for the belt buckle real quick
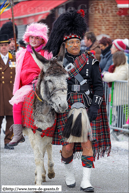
[80,79,87,85]
[73,85,80,92]
[65,63,74,72]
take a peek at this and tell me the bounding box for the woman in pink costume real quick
[8,23,52,146]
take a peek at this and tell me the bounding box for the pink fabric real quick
[20,50,42,85]
[44,50,53,60]
[27,44,45,53]
[13,48,52,96]
[9,84,33,105]
[13,103,23,124]
[10,47,52,106]
[13,49,27,95]
[126,118,129,124]
[23,23,48,44]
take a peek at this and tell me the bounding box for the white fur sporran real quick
[63,102,93,143]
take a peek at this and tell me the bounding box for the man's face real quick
[65,38,81,55]
[9,39,15,50]
[84,36,92,47]
[0,43,10,55]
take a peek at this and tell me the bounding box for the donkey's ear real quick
[32,47,49,64]
[31,47,51,72]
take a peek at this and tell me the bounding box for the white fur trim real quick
[23,23,49,44]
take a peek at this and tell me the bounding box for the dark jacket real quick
[99,45,113,73]
[0,53,15,116]
[64,52,103,108]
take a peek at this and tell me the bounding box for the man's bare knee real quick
[81,140,93,156]
[62,144,74,157]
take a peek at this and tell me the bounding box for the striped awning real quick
[0,0,68,26]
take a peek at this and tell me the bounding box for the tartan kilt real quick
[22,91,37,130]
[22,90,56,137]
[52,92,111,159]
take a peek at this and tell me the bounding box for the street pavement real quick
[0,128,129,193]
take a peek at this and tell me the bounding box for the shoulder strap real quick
[30,52,43,70]
[63,57,69,68]
[63,57,87,85]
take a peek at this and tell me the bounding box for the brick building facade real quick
[56,0,129,40]
[88,0,129,39]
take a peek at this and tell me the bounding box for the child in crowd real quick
[8,23,52,147]
[102,51,128,83]
[111,39,126,54]
[102,51,128,128]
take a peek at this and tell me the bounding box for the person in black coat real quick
[99,37,113,73]
[44,10,111,192]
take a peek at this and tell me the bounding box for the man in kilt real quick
[44,9,111,192]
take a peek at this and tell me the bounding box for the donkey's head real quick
[32,48,68,113]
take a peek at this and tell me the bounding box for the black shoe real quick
[4,144,14,150]
[8,136,25,147]
[80,186,94,192]
[20,136,25,143]
[66,182,76,188]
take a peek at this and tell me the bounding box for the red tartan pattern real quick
[52,93,111,159]
[68,52,95,79]
[22,90,56,137]
[68,53,88,79]
[52,52,111,159]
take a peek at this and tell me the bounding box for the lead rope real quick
[33,83,43,102]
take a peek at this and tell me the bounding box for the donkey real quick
[23,50,68,185]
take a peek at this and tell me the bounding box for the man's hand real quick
[88,105,99,122]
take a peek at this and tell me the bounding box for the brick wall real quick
[88,0,129,39]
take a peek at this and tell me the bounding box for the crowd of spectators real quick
[81,33,129,130]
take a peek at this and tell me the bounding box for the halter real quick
[33,83,67,103]
[33,83,43,102]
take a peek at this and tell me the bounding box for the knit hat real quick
[23,23,49,45]
[44,9,87,57]
[113,39,126,51]
[122,38,129,47]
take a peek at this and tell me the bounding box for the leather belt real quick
[68,84,88,92]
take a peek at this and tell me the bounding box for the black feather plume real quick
[44,10,87,56]
[71,113,82,137]
[62,114,73,138]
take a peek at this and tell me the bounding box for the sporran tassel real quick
[62,112,74,138]
[66,108,92,143]
[71,112,82,137]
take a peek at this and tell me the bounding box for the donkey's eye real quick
[48,80,52,83]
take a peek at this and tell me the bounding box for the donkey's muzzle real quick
[58,102,68,113]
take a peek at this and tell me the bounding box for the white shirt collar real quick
[0,53,9,64]
[0,53,9,59]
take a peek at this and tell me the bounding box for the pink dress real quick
[9,46,52,124]
[10,48,52,105]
